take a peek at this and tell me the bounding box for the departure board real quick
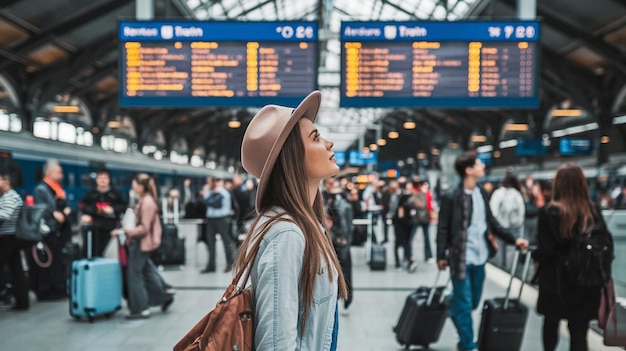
[340,21,540,108]
[118,21,318,107]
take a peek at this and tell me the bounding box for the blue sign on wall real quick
[348,150,378,166]
[340,21,540,108]
[559,138,593,156]
[334,151,346,167]
[516,138,548,157]
[477,151,493,166]
[119,21,318,107]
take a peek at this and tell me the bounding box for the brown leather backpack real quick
[173,278,253,351]
[174,216,290,351]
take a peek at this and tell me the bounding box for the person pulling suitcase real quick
[436,152,529,351]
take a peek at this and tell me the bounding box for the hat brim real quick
[255,91,321,213]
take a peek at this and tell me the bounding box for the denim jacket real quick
[250,209,338,351]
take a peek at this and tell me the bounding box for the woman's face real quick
[131,179,143,195]
[299,118,339,181]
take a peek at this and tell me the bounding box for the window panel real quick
[453,1,469,15]
[195,9,208,19]
[0,112,8,131]
[432,5,447,19]
[186,0,200,9]
[418,0,436,15]
[34,120,50,139]
[58,122,76,144]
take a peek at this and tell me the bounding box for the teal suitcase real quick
[69,227,122,322]
[70,257,122,322]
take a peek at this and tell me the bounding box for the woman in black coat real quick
[532,162,614,351]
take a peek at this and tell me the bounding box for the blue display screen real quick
[559,138,593,156]
[340,21,540,108]
[348,150,378,166]
[119,21,318,107]
[334,151,346,167]
[516,138,548,156]
[477,151,493,166]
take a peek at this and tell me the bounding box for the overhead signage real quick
[349,150,378,166]
[119,21,318,107]
[340,21,540,108]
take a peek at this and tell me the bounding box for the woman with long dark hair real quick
[236,91,347,350]
[532,162,614,351]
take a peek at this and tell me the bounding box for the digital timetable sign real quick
[118,21,318,107]
[340,21,540,108]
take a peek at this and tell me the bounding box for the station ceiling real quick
[0,0,625,165]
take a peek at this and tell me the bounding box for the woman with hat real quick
[235,91,347,350]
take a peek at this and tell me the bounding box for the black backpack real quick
[16,204,48,243]
[559,219,613,288]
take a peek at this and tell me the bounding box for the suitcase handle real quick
[503,248,532,310]
[161,197,180,225]
[426,269,452,306]
[80,224,94,260]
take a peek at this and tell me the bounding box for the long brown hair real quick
[234,122,347,333]
[134,173,158,207]
[550,162,594,239]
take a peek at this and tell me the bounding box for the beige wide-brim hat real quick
[241,90,322,213]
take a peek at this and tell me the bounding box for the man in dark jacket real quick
[436,152,528,351]
[79,169,127,257]
[31,159,71,300]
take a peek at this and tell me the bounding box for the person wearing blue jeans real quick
[450,264,485,349]
[437,152,528,351]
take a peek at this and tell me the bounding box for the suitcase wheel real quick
[105,313,113,318]
[87,313,95,323]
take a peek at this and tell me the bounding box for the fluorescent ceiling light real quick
[499,139,518,148]
[552,109,582,117]
[477,145,493,153]
[505,123,529,132]
[107,121,121,128]
[613,115,626,124]
[472,135,487,142]
[551,122,598,138]
[403,121,416,129]
[53,105,80,113]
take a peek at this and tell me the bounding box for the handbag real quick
[121,208,136,231]
[16,204,48,242]
[600,279,626,346]
[174,216,291,351]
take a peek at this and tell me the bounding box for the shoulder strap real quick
[223,213,295,301]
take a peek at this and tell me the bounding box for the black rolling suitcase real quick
[365,211,386,271]
[151,199,186,267]
[369,244,387,270]
[478,249,532,351]
[394,270,450,349]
